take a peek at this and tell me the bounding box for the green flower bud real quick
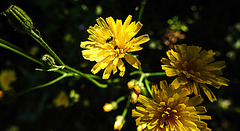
[2,5,34,34]
[41,54,56,67]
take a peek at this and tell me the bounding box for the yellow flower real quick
[0,69,17,91]
[80,15,150,79]
[132,80,212,131]
[161,44,229,102]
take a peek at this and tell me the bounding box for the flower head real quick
[80,15,150,79]
[132,80,212,131]
[161,44,229,102]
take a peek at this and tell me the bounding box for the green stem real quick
[29,30,65,66]
[16,73,72,96]
[65,65,108,88]
[115,96,126,104]
[0,38,43,66]
[144,78,152,98]
[122,95,131,118]
[138,0,147,21]
[145,72,166,77]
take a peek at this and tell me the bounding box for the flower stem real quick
[145,72,166,77]
[138,0,147,21]
[29,30,65,66]
[121,95,131,118]
[144,78,152,98]
[16,73,72,96]
[0,38,43,66]
[115,96,126,104]
[64,65,108,88]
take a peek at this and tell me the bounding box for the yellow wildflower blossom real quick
[161,44,229,102]
[132,80,212,131]
[80,15,150,79]
[0,69,17,91]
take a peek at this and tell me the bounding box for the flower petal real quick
[199,84,217,102]
[96,17,108,29]
[106,16,117,36]
[123,15,132,30]
[124,54,141,69]
[102,62,114,79]
[117,59,125,77]
[132,34,150,45]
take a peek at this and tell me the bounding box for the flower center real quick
[158,106,180,129]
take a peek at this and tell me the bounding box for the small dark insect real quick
[163,122,169,127]
[106,36,113,42]
[164,122,168,126]
[160,122,169,129]
[114,45,119,50]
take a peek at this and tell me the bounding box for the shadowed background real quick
[0,0,239,130]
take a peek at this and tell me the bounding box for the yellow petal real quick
[117,59,125,72]
[187,95,204,106]
[123,15,132,30]
[199,115,211,120]
[124,54,141,69]
[206,61,226,70]
[117,59,125,77]
[96,17,108,28]
[91,62,102,74]
[199,84,217,102]
[161,65,178,77]
[102,62,114,79]
[171,77,185,89]
[116,19,123,45]
[132,34,150,45]
[106,16,117,37]
[195,106,207,114]
[161,57,171,65]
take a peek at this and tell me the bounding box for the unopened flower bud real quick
[103,103,114,112]
[134,85,141,94]
[137,124,147,131]
[130,91,138,104]
[114,116,125,130]
[2,5,34,34]
[103,101,117,112]
[41,54,56,67]
[127,80,135,89]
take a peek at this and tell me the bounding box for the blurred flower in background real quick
[53,91,69,108]
[0,69,17,91]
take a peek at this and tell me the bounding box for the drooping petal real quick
[102,62,114,79]
[199,84,217,102]
[124,54,141,69]
[117,59,125,77]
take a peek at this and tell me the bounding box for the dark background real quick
[0,0,240,130]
